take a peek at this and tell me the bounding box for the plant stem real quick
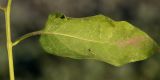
[4,0,15,80]
[0,7,5,11]
[12,31,52,46]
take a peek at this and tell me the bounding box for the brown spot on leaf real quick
[117,36,146,47]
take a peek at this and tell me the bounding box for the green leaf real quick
[40,13,158,66]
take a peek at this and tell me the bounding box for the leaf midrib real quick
[45,32,108,44]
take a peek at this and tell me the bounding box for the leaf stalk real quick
[0,7,5,11]
[13,31,43,46]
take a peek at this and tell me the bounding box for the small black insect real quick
[88,48,91,52]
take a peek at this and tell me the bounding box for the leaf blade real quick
[40,13,158,66]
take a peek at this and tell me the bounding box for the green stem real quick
[0,7,5,11]
[4,0,15,80]
[12,31,52,46]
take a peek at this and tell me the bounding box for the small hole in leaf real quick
[54,13,65,19]
[60,15,65,19]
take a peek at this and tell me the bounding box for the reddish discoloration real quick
[117,36,146,47]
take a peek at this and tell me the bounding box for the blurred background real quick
[0,0,160,80]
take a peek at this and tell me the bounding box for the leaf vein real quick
[50,32,107,43]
